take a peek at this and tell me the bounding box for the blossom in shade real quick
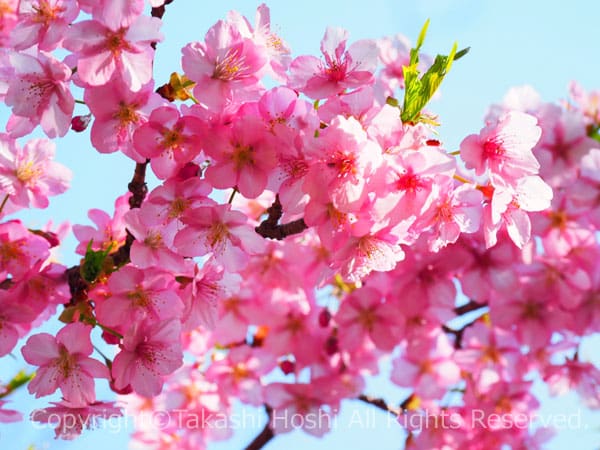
[31,400,122,440]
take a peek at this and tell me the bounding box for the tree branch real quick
[443,300,489,348]
[357,394,401,415]
[244,405,274,450]
[454,300,487,316]
[255,195,308,240]
[150,0,175,49]
[65,160,149,305]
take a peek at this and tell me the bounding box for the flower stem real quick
[453,174,472,184]
[0,194,9,215]
[228,187,238,204]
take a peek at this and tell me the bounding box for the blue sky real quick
[1,1,600,449]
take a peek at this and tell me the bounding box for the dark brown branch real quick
[244,406,274,450]
[127,161,149,209]
[454,300,487,316]
[65,161,149,305]
[357,394,401,415]
[443,301,489,349]
[255,195,308,240]
[150,0,174,49]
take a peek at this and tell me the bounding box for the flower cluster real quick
[0,2,599,449]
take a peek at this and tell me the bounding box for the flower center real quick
[32,0,64,25]
[231,145,254,170]
[143,231,163,249]
[57,346,76,377]
[327,150,356,178]
[106,29,129,55]
[16,161,42,184]
[483,139,505,157]
[114,102,139,126]
[397,172,423,193]
[213,49,247,81]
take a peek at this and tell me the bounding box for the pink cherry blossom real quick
[0,135,71,212]
[144,177,214,226]
[303,116,383,212]
[202,115,277,199]
[416,183,483,252]
[111,318,183,397]
[206,346,275,406]
[0,220,51,281]
[85,80,167,160]
[0,1,18,47]
[227,3,291,81]
[133,105,205,179]
[264,382,337,437]
[391,332,461,399]
[11,0,79,51]
[72,193,131,255]
[180,260,240,331]
[483,175,552,248]
[31,400,122,440]
[4,51,74,138]
[124,207,185,272]
[460,111,542,180]
[335,286,403,351]
[0,289,37,356]
[288,27,378,99]
[63,15,162,91]
[181,19,267,110]
[175,204,265,270]
[95,266,183,332]
[0,400,21,423]
[22,322,110,405]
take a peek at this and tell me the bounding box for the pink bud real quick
[325,335,339,355]
[279,360,295,375]
[71,114,92,132]
[318,308,331,327]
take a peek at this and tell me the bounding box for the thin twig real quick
[357,394,400,415]
[454,300,487,316]
[244,405,274,450]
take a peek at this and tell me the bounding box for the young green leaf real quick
[80,240,113,283]
[401,22,469,124]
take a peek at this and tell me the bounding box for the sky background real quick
[1,0,600,449]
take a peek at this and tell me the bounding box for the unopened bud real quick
[279,360,295,375]
[71,114,92,132]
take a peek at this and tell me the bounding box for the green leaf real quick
[400,22,468,124]
[588,125,600,144]
[0,370,35,399]
[80,240,113,283]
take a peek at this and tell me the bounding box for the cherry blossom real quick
[63,14,162,91]
[22,322,110,405]
[111,318,183,397]
[4,51,74,138]
[288,27,378,99]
